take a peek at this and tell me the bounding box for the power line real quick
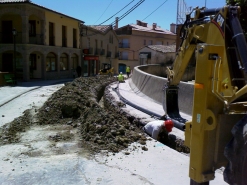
[111,0,145,26]
[99,0,135,25]
[94,0,114,24]
[142,0,168,21]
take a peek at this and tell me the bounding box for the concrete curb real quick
[131,65,194,116]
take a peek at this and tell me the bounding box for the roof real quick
[87,25,112,33]
[146,45,176,53]
[130,24,175,35]
[0,0,84,23]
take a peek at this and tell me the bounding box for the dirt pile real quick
[0,76,147,154]
[0,76,189,154]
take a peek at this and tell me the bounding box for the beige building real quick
[80,25,119,76]
[0,0,83,82]
[139,45,176,65]
[115,20,176,73]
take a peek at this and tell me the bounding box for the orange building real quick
[114,20,176,73]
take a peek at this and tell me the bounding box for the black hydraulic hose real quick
[112,84,185,131]
[229,7,247,73]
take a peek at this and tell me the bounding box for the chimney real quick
[136,20,141,26]
[170,23,176,33]
[114,17,119,29]
[153,23,157,30]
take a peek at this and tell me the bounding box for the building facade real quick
[80,25,119,76]
[139,45,176,65]
[114,20,176,73]
[0,0,83,82]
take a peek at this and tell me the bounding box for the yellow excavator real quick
[99,63,114,76]
[164,5,247,185]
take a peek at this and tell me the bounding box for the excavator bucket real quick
[164,85,180,118]
[166,86,180,118]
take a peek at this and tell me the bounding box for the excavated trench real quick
[0,76,189,155]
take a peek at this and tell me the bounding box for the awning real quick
[84,55,99,60]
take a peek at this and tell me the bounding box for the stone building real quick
[80,25,119,76]
[0,0,83,81]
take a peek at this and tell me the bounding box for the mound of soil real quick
[0,76,147,154]
[0,76,189,154]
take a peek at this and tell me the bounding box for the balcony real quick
[94,48,101,55]
[83,47,93,54]
[119,43,130,48]
[100,49,105,55]
[115,52,119,58]
[0,32,22,44]
[106,51,111,58]
[29,34,44,45]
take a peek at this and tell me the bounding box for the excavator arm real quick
[165,6,247,185]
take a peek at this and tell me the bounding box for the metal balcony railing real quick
[0,32,22,44]
[119,43,130,48]
[100,49,105,55]
[106,51,111,58]
[29,34,44,45]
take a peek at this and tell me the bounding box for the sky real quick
[31,0,226,30]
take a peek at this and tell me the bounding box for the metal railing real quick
[106,51,111,58]
[0,32,22,43]
[100,49,105,55]
[119,43,130,48]
[29,34,44,45]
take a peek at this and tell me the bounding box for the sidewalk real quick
[0,78,73,107]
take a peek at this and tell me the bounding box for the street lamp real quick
[12,28,17,82]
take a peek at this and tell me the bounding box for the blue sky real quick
[32,0,226,30]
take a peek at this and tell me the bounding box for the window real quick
[29,54,37,70]
[73,28,77,48]
[29,20,36,36]
[144,40,146,45]
[101,40,103,48]
[62,26,67,47]
[71,54,78,69]
[148,40,153,45]
[49,22,55,46]
[46,53,56,71]
[109,35,113,43]
[156,41,162,45]
[88,38,90,47]
[60,53,68,70]
[95,39,98,49]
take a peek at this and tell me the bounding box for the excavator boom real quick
[164,6,247,184]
